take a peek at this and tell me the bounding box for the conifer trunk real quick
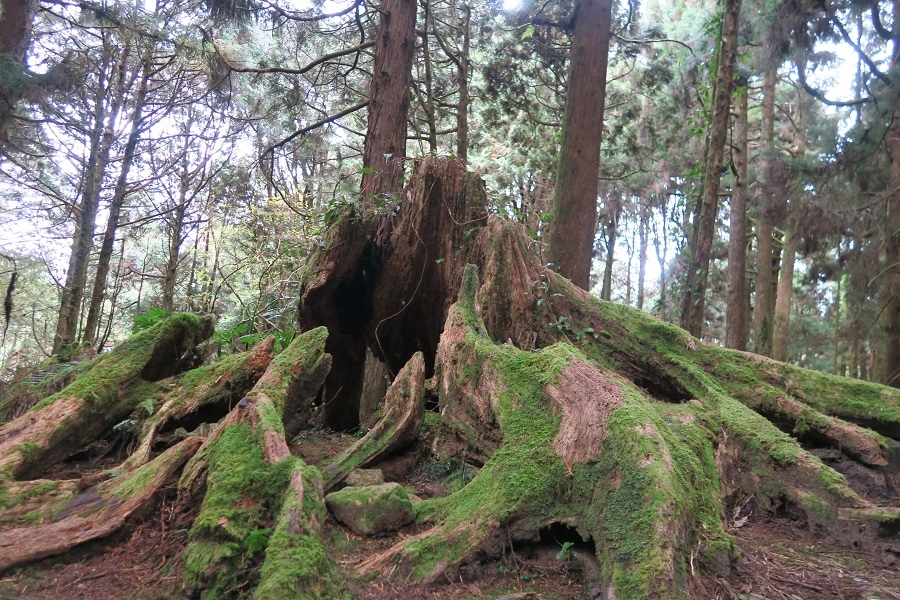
[547,0,612,289]
[725,82,749,350]
[680,0,742,337]
[753,67,779,356]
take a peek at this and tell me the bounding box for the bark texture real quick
[725,83,749,350]
[881,0,900,387]
[359,0,418,201]
[752,67,779,357]
[680,0,742,337]
[0,0,36,145]
[547,0,612,290]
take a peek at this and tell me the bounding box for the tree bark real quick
[547,0,612,290]
[726,82,750,350]
[0,0,36,146]
[600,198,619,301]
[753,67,779,356]
[359,0,418,201]
[4,159,900,598]
[455,2,470,162]
[772,228,796,362]
[881,0,900,387]
[680,0,742,337]
[52,41,130,355]
[82,64,151,346]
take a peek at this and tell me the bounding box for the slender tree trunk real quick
[637,199,648,310]
[456,2,470,162]
[547,0,612,290]
[83,66,150,346]
[753,67,778,356]
[359,0,418,200]
[679,0,742,337]
[53,47,127,355]
[162,185,189,313]
[771,228,796,362]
[881,0,900,387]
[600,200,619,301]
[419,0,438,152]
[725,82,750,350]
[654,195,669,310]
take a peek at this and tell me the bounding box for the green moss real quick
[800,493,836,520]
[18,509,43,524]
[13,442,40,461]
[255,460,348,599]
[31,313,203,412]
[183,423,296,596]
[422,412,441,431]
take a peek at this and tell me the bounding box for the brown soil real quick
[2,432,897,600]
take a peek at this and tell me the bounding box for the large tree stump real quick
[1,158,898,599]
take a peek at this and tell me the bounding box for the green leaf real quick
[556,541,574,560]
[521,25,535,40]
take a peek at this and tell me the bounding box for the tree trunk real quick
[771,228,796,362]
[547,0,612,290]
[52,45,129,355]
[83,65,150,346]
[455,1,470,162]
[752,67,779,356]
[2,159,900,599]
[0,0,36,146]
[600,198,619,301]
[725,82,749,350]
[637,199,649,310]
[359,0,418,201]
[881,0,900,387]
[679,0,742,337]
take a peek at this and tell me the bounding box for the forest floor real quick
[1,430,898,600]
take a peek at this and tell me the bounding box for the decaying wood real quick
[0,314,212,478]
[0,437,201,572]
[2,159,899,599]
[124,337,275,469]
[320,351,425,491]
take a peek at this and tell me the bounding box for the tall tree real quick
[725,79,750,350]
[359,0,418,200]
[752,66,779,356]
[546,0,612,290]
[52,34,133,354]
[680,0,742,337]
[882,0,900,386]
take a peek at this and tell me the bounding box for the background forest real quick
[0,0,898,389]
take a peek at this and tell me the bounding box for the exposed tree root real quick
[0,314,212,478]
[0,437,201,571]
[122,338,274,469]
[1,159,898,598]
[321,351,425,491]
[178,327,344,598]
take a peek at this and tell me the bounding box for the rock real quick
[345,468,385,487]
[325,482,415,535]
[420,483,448,498]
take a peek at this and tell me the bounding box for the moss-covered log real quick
[123,337,275,469]
[0,313,213,479]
